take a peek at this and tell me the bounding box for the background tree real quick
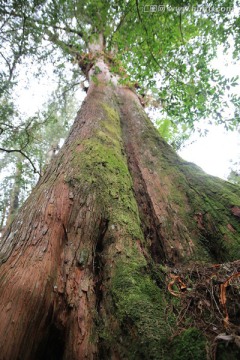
[0,82,79,231]
[228,167,240,185]
[0,1,240,359]
[227,129,240,186]
[228,158,240,185]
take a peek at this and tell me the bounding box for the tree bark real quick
[0,59,240,359]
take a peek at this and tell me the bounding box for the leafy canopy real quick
[0,0,240,131]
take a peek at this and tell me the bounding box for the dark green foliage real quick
[171,328,206,360]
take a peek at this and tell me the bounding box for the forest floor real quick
[164,260,240,359]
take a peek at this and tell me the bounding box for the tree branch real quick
[179,13,184,44]
[44,28,80,56]
[0,147,41,176]
[1,9,85,39]
[0,51,12,74]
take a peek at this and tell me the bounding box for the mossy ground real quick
[171,328,207,360]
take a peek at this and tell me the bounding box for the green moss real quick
[171,328,207,360]
[106,258,240,360]
[67,101,143,240]
[109,252,176,359]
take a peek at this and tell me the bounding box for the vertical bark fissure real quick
[119,90,168,263]
[121,125,166,264]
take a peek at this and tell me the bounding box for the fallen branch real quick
[167,273,187,297]
[220,272,240,327]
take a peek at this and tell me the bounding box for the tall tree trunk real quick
[0,57,240,359]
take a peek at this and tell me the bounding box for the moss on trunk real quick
[0,81,240,359]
